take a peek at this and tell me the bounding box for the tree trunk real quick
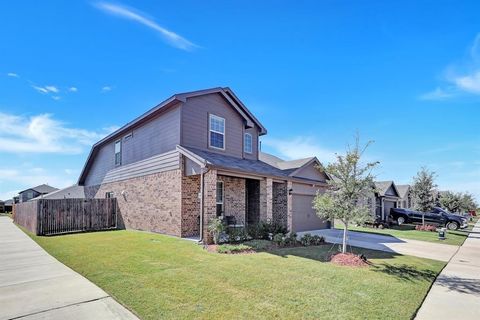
[342,222,348,254]
[422,213,425,226]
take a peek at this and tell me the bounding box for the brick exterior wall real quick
[272,182,288,228]
[218,175,246,225]
[85,170,183,236]
[203,169,217,242]
[181,174,200,237]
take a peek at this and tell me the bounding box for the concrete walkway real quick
[0,217,138,320]
[416,220,480,319]
[299,228,459,261]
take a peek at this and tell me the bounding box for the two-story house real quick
[78,87,330,241]
[18,184,58,203]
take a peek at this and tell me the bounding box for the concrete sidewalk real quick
[300,228,458,262]
[0,217,138,320]
[416,220,480,319]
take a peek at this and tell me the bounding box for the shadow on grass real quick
[371,263,437,282]
[254,242,400,264]
[436,276,480,296]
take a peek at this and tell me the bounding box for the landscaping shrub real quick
[299,233,325,246]
[227,227,250,242]
[217,244,253,254]
[246,221,288,240]
[272,233,285,246]
[246,223,263,239]
[415,225,437,232]
[207,218,225,244]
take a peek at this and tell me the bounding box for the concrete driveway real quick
[298,228,459,262]
[0,217,138,320]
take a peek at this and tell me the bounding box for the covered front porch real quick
[181,165,291,242]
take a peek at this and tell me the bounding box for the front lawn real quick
[24,229,444,320]
[335,221,468,246]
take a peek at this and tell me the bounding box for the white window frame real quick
[114,139,122,166]
[209,114,225,150]
[216,181,224,216]
[244,133,253,154]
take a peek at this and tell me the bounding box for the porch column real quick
[266,178,273,221]
[287,181,293,232]
[381,198,385,221]
[259,177,273,222]
[203,169,217,243]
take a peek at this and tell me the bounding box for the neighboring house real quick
[0,200,4,213]
[31,185,85,200]
[4,199,13,212]
[370,181,400,221]
[78,87,330,241]
[396,184,413,209]
[18,184,59,203]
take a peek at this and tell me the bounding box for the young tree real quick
[439,191,462,213]
[411,167,437,225]
[459,192,478,213]
[313,137,378,253]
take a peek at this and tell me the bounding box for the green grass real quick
[23,229,444,320]
[334,221,469,246]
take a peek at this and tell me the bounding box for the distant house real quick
[396,185,413,209]
[31,185,85,200]
[18,184,58,203]
[371,181,400,221]
[4,199,13,212]
[0,200,4,213]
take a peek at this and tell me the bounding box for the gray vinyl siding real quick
[291,163,328,182]
[84,106,181,186]
[181,93,258,159]
[102,150,180,183]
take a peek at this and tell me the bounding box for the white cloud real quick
[69,87,78,92]
[419,87,454,101]
[7,72,19,78]
[45,85,59,93]
[424,33,480,98]
[52,96,61,101]
[453,71,480,93]
[101,85,112,92]
[32,85,49,94]
[94,2,197,51]
[262,136,337,163]
[0,112,116,154]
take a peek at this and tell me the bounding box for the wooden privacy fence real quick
[14,198,117,235]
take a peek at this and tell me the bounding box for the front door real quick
[246,179,260,226]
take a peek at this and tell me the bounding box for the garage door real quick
[383,200,396,220]
[292,194,329,232]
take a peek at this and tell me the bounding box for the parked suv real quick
[390,207,468,230]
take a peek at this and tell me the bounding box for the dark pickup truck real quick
[390,207,468,230]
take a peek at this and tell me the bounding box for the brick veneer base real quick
[85,170,183,236]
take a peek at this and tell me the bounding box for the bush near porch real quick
[24,229,444,320]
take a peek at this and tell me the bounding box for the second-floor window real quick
[244,133,253,153]
[114,140,122,166]
[209,114,225,150]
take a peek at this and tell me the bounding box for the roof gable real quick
[78,87,266,185]
[375,181,400,197]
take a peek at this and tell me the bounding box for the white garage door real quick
[292,194,329,232]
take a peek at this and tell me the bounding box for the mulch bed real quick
[330,253,369,267]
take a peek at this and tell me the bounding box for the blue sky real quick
[0,0,479,201]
